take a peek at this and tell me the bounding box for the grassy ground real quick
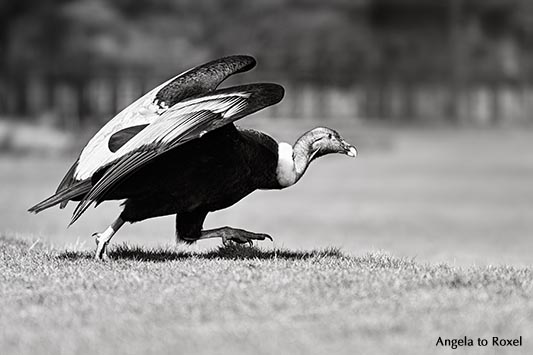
[2,124,533,265]
[1,236,532,355]
[2,124,533,353]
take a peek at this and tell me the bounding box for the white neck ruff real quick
[276,142,297,187]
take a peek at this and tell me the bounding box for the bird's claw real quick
[222,236,230,247]
[222,232,273,247]
[93,232,109,260]
[92,232,100,246]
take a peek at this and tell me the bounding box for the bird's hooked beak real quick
[341,140,357,158]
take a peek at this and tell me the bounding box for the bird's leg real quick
[92,217,125,260]
[196,227,273,247]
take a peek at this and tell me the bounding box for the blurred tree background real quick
[1,0,533,126]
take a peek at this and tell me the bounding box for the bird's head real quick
[278,126,357,188]
[305,127,357,161]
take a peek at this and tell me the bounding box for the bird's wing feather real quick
[69,83,284,225]
[72,55,256,181]
[108,124,149,152]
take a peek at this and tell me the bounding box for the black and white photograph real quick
[1,0,532,354]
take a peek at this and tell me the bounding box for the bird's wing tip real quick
[222,54,257,73]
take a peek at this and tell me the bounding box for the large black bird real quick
[29,55,357,259]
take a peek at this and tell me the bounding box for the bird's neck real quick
[276,134,316,188]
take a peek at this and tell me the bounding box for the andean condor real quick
[29,55,357,260]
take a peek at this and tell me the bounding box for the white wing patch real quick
[74,91,251,180]
[166,93,250,116]
[276,142,297,187]
[115,93,250,154]
[74,75,182,180]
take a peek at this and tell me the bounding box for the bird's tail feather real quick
[28,180,92,214]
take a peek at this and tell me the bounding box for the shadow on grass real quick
[57,243,345,262]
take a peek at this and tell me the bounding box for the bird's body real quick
[29,55,357,259]
[109,125,279,224]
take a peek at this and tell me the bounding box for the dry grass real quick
[1,236,532,355]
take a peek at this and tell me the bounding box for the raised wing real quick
[68,83,284,225]
[66,55,256,183]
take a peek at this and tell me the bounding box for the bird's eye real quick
[327,133,332,139]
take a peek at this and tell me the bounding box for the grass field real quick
[1,123,533,354]
[1,236,532,355]
[1,123,532,265]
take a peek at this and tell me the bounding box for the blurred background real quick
[1,0,532,265]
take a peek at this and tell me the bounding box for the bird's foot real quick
[90,218,123,261]
[220,228,273,247]
[92,232,110,261]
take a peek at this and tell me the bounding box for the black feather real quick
[108,124,149,152]
[28,179,91,214]
[154,55,256,109]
